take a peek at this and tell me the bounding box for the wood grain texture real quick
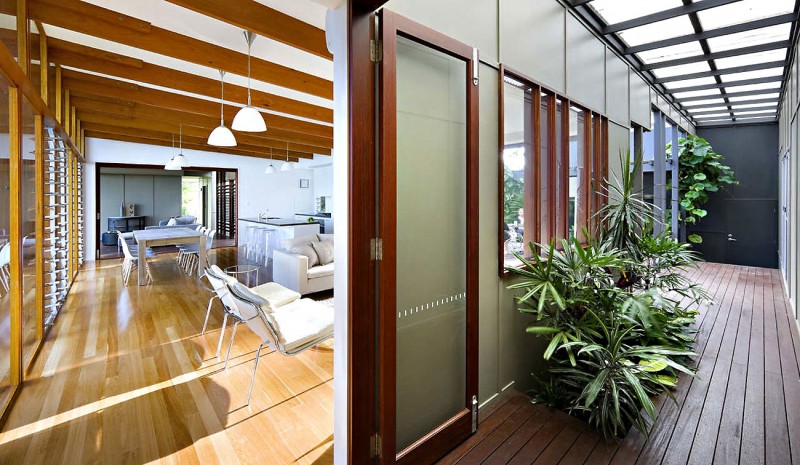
[0,248,334,464]
[437,263,800,465]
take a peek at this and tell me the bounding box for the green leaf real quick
[654,374,678,387]
[693,173,707,181]
[543,334,562,360]
[688,234,703,244]
[639,359,668,372]
[693,209,707,218]
[526,326,561,335]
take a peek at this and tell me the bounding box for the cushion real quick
[166,217,177,226]
[311,240,334,265]
[267,299,334,352]
[283,234,319,250]
[318,233,334,243]
[290,243,319,269]
[307,263,334,279]
[175,215,196,225]
[250,282,301,308]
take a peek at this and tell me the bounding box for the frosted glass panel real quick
[395,36,467,453]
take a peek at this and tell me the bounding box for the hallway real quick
[439,263,800,464]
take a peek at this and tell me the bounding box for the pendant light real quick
[165,134,180,170]
[171,125,188,169]
[207,70,237,147]
[280,142,293,171]
[264,147,276,174]
[232,30,267,132]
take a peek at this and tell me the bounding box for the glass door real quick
[376,10,479,465]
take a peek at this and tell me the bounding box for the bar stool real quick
[242,225,258,261]
[252,226,270,265]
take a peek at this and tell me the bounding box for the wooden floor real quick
[439,263,800,465]
[0,248,334,465]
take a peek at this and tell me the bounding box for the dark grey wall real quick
[691,123,779,268]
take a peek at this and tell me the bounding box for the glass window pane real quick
[682,97,726,107]
[590,0,683,25]
[502,79,532,267]
[0,73,10,400]
[714,49,788,69]
[540,94,550,245]
[569,108,587,239]
[706,23,791,54]
[673,88,722,99]
[555,99,566,240]
[697,0,794,30]
[395,35,467,453]
[663,76,718,90]
[21,97,37,367]
[724,81,782,94]
[651,62,711,79]
[728,92,780,102]
[636,41,704,65]
[620,16,695,47]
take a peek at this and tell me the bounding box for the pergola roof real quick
[567,0,800,127]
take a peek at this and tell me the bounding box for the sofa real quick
[273,233,334,295]
[144,215,200,231]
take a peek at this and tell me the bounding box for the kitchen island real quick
[238,217,320,259]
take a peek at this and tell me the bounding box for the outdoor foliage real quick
[504,169,524,225]
[506,150,707,440]
[668,134,738,244]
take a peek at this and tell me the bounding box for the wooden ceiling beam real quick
[81,121,317,159]
[45,37,332,123]
[77,114,330,155]
[85,130,304,162]
[68,94,333,149]
[164,0,332,60]
[13,0,332,99]
[60,68,332,139]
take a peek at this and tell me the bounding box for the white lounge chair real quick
[226,281,334,405]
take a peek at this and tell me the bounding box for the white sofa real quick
[273,234,334,295]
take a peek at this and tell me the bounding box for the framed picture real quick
[299,179,310,188]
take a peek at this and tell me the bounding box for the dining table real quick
[131,228,206,286]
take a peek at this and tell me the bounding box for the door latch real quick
[727,233,737,242]
[471,395,478,432]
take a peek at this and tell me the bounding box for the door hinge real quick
[472,48,479,86]
[96,212,100,220]
[370,433,382,459]
[370,238,383,260]
[370,39,383,62]
[471,395,478,432]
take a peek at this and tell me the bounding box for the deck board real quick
[437,263,800,465]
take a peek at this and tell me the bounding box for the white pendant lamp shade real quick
[208,124,237,146]
[232,105,267,132]
[173,152,188,168]
[208,70,238,146]
[233,30,267,133]
[164,157,180,170]
[265,148,276,174]
[280,143,293,171]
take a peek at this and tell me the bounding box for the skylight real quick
[697,0,794,30]
[719,67,785,83]
[590,0,683,25]
[706,24,791,54]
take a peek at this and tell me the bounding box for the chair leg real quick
[202,295,218,335]
[224,321,239,370]
[216,313,228,358]
[246,342,265,406]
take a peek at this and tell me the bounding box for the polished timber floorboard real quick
[0,248,334,465]
[438,263,800,465]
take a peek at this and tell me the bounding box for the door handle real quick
[727,234,737,242]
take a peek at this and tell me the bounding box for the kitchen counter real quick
[240,217,320,227]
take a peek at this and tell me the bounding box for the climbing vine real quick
[669,134,738,244]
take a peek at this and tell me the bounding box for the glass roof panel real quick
[714,49,788,68]
[735,115,777,121]
[697,118,733,123]
[706,24,791,54]
[732,102,778,110]
[664,76,719,90]
[589,0,683,25]
[673,88,722,99]
[688,106,729,113]
[652,62,712,79]
[619,16,696,47]
[681,97,727,107]
[734,109,777,116]
[697,0,794,30]
[727,92,780,102]
[694,112,732,119]
[636,41,704,64]
[719,67,785,83]
[724,81,782,93]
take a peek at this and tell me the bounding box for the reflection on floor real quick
[0,247,334,465]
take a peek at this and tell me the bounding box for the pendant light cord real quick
[246,35,252,106]
[220,70,225,125]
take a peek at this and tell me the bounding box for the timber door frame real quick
[376,9,480,465]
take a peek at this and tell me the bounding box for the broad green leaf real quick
[688,234,703,244]
[639,359,668,372]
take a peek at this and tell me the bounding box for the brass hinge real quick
[370,433,382,459]
[370,238,383,261]
[370,39,383,62]
[96,212,100,220]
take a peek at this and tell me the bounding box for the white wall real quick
[83,137,329,262]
